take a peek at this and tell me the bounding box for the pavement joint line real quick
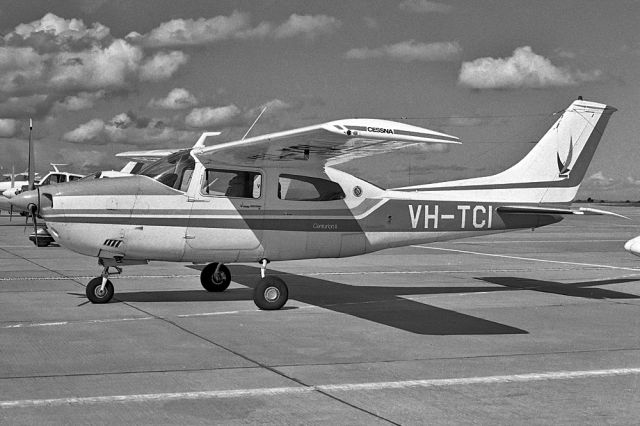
[0,247,88,290]
[0,265,617,282]
[3,347,640,382]
[109,301,399,425]
[413,245,640,272]
[2,367,640,409]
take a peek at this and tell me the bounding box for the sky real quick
[0,0,639,200]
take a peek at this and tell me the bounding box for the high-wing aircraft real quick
[11,98,620,309]
[2,164,83,199]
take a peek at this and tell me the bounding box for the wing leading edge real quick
[193,118,460,167]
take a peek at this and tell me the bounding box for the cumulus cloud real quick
[127,11,340,47]
[0,13,189,114]
[63,112,198,145]
[48,39,144,91]
[148,88,198,109]
[54,90,105,111]
[458,46,603,89]
[139,51,188,82]
[255,98,293,115]
[58,148,111,172]
[273,14,341,39]
[346,40,461,62]
[0,46,47,92]
[0,94,50,118]
[6,12,111,50]
[63,118,105,142]
[185,104,242,128]
[398,0,453,14]
[126,10,269,47]
[0,119,19,138]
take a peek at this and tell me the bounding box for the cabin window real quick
[202,169,262,199]
[278,174,345,201]
[139,150,195,191]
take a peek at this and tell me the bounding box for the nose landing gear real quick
[86,265,120,304]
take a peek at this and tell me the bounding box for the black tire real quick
[36,239,50,248]
[254,276,288,310]
[86,277,114,304]
[200,263,231,292]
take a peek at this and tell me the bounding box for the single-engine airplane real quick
[12,98,621,309]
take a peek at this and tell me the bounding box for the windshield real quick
[138,150,195,191]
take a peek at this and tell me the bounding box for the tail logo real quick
[557,136,573,177]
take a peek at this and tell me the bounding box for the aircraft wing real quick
[115,148,187,163]
[193,119,460,167]
[497,205,629,219]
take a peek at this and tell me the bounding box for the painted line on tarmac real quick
[1,367,639,408]
[0,266,602,283]
[451,239,626,244]
[177,310,243,317]
[2,316,154,329]
[0,274,199,281]
[413,245,640,272]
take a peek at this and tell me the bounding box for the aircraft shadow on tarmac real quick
[477,277,640,299]
[109,265,529,336]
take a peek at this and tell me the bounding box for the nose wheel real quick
[86,277,114,304]
[86,265,120,304]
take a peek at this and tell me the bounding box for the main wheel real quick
[200,263,231,292]
[254,276,288,310]
[86,277,114,304]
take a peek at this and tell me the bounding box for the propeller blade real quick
[32,209,38,246]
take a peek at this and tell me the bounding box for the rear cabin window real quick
[202,169,262,199]
[278,174,345,201]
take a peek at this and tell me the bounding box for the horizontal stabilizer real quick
[497,205,629,219]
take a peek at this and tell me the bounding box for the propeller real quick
[21,188,40,246]
[30,202,38,247]
[27,118,35,191]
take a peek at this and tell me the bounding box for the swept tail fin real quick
[391,98,617,204]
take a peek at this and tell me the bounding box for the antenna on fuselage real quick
[241,106,268,141]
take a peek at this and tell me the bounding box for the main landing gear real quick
[199,259,289,310]
[253,259,288,310]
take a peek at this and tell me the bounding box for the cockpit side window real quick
[139,150,195,191]
[278,174,345,201]
[202,169,262,199]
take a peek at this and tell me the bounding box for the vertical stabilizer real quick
[392,99,616,204]
[493,99,616,188]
